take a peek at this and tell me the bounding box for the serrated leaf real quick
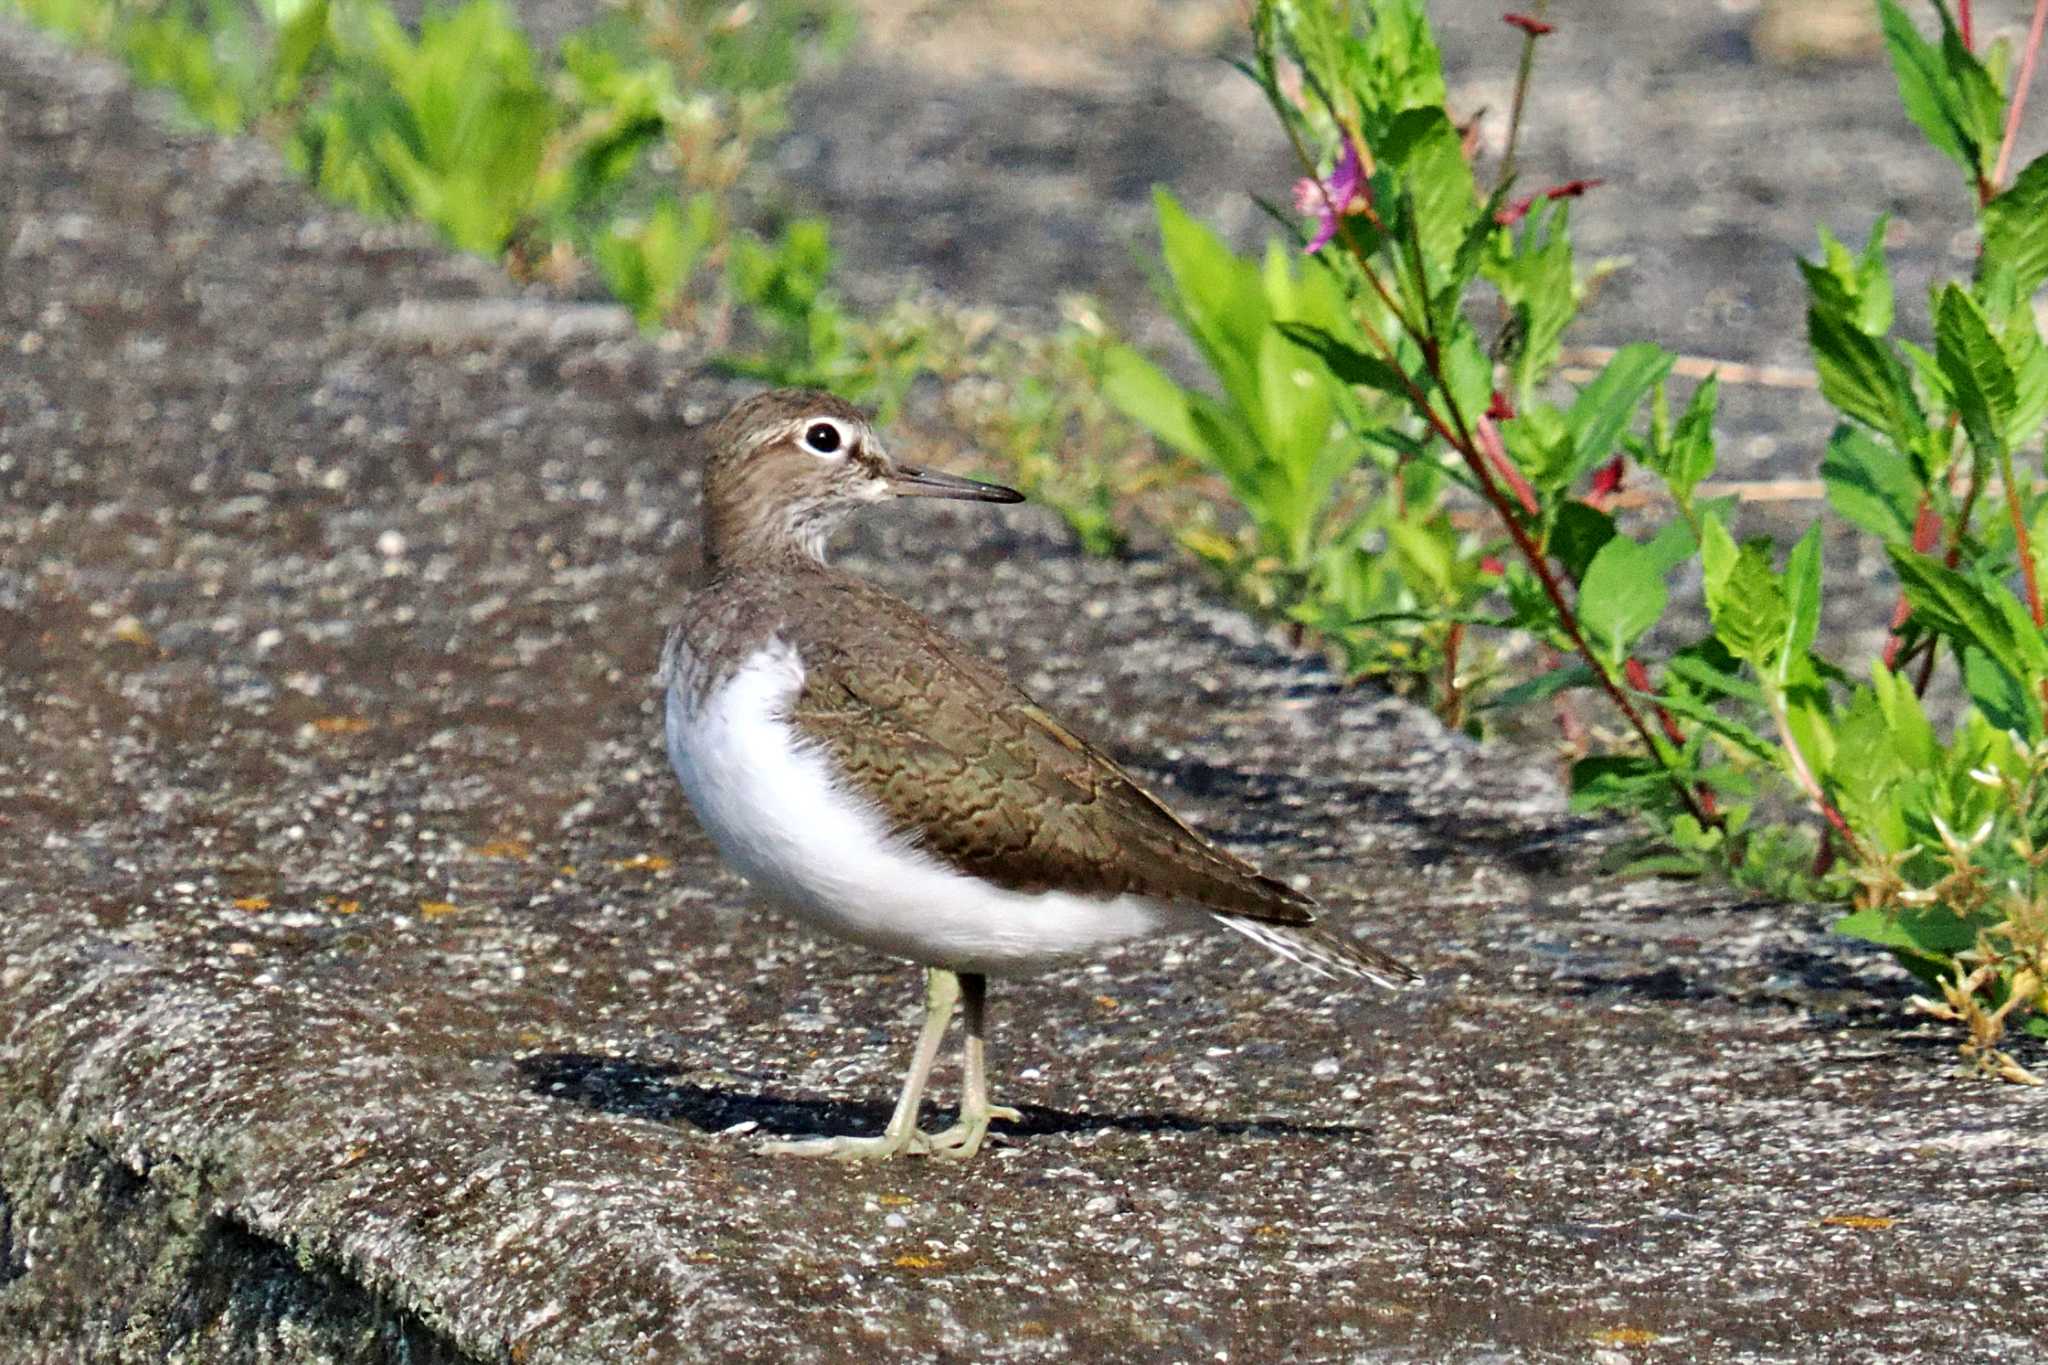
[1361,0,1448,114]
[1808,305,1926,445]
[1887,548,2034,694]
[1821,425,1921,541]
[1661,374,1719,503]
[1379,107,1478,278]
[1878,0,2000,181]
[1778,523,1824,684]
[2003,309,2048,450]
[1800,220,1896,338]
[1701,519,1791,670]
[1935,284,2016,458]
[1579,534,1669,664]
[1485,197,1578,401]
[1879,0,1970,171]
[1439,322,1495,426]
[1982,152,2048,297]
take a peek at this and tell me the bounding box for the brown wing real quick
[787,588,1316,925]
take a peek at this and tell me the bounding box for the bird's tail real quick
[1215,915,1418,990]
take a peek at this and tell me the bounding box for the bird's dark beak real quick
[886,464,1024,504]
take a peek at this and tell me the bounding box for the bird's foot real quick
[757,1127,935,1161]
[925,1103,1023,1163]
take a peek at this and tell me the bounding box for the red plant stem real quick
[1361,223,1717,828]
[1476,415,1541,517]
[1772,695,1860,848]
[1302,268,1701,821]
[1960,0,1975,50]
[1262,17,1710,830]
[1626,656,1722,819]
[1993,0,2048,191]
[1442,621,1467,728]
[2001,454,2046,627]
[1811,828,1838,880]
[1881,496,1943,669]
[1453,417,1716,826]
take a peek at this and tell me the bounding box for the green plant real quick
[1104,189,1492,702]
[289,0,563,253]
[3,0,861,360]
[1111,0,2048,1075]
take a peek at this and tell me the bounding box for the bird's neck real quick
[704,485,837,577]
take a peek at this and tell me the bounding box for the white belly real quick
[663,637,1181,974]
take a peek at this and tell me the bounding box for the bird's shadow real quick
[515,1051,1376,1143]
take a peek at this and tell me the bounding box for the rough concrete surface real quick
[2,7,2046,1365]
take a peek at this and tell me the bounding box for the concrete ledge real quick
[3,16,2046,1364]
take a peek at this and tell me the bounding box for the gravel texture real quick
[3,8,2048,1365]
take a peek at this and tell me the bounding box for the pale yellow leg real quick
[760,968,960,1160]
[927,972,1023,1162]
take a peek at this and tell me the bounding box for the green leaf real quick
[1658,374,1719,504]
[1481,661,1596,712]
[1439,321,1495,426]
[1641,684,1780,765]
[1886,550,2045,731]
[1666,636,1763,708]
[1935,283,2017,458]
[1100,344,1206,461]
[1835,905,1983,965]
[1548,501,1616,582]
[1639,516,1702,581]
[1357,0,1447,114]
[1275,323,1411,397]
[1963,645,2034,737]
[1568,753,1677,815]
[1877,0,2001,182]
[1379,107,1479,277]
[2001,303,2048,450]
[593,193,713,328]
[1880,0,1969,171]
[1798,221,1895,337]
[1485,197,1578,402]
[1554,343,1673,493]
[1778,523,1824,685]
[1807,305,1925,445]
[1578,533,1669,664]
[1821,425,1921,541]
[1151,187,1270,429]
[1701,517,1791,670]
[1982,152,2048,298]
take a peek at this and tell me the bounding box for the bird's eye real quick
[803,421,844,456]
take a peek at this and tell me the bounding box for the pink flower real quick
[1295,137,1369,254]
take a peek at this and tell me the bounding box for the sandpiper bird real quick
[661,389,1415,1161]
